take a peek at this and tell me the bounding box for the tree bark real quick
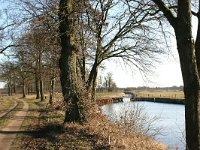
[35,75,40,99]
[87,61,98,101]
[13,82,16,94]
[22,79,26,98]
[49,77,55,104]
[40,80,44,101]
[152,0,200,149]
[175,1,200,149]
[8,83,11,96]
[175,29,200,150]
[195,4,200,74]
[59,0,88,123]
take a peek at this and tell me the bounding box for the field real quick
[96,89,184,100]
[96,91,124,99]
[131,89,184,99]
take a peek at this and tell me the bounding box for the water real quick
[101,98,185,149]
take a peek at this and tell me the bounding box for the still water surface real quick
[101,98,185,149]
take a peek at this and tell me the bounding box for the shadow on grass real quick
[16,123,110,150]
[0,130,37,134]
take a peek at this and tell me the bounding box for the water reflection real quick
[101,100,185,149]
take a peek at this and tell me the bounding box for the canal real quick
[101,96,185,149]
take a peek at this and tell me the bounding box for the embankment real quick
[97,91,185,106]
[96,97,123,106]
[134,97,184,104]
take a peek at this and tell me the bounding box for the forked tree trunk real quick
[59,0,88,123]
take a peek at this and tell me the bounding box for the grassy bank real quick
[9,95,167,150]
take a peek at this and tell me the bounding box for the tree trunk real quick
[8,84,11,96]
[35,75,40,99]
[176,30,200,149]
[13,82,16,94]
[22,80,26,98]
[195,2,200,74]
[59,0,88,123]
[152,1,200,149]
[40,80,44,101]
[87,61,99,101]
[27,85,30,95]
[174,1,200,149]
[49,77,55,104]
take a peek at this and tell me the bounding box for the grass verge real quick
[0,96,24,128]
[0,96,16,114]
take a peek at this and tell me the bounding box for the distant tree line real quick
[125,86,183,91]
[96,72,117,92]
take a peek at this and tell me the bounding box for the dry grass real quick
[96,91,124,99]
[0,96,24,128]
[84,118,167,150]
[0,96,16,114]
[11,96,167,150]
[133,89,184,99]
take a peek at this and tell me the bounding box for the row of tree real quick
[97,73,117,92]
[0,0,199,149]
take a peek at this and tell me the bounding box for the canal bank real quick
[96,91,185,106]
[96,97,123,106]
[134,97,184,104]
[123,91,184,104]
[96,93,168,150]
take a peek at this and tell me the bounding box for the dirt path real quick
[0,100,29,150]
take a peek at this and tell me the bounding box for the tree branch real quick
[0,44,20,54]
[152,0,177,28]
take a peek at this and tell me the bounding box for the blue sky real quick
[103,52,183,88]
[102,16,198,88]
[0,2,198,89]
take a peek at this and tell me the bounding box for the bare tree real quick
[76,0,165,100]
[0,61,19,96]
[149,0,200,149]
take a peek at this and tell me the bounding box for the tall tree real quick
[193,1,200,75]
[59,0,89,122]
[78,0,164,100]
[152,0,200,149]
